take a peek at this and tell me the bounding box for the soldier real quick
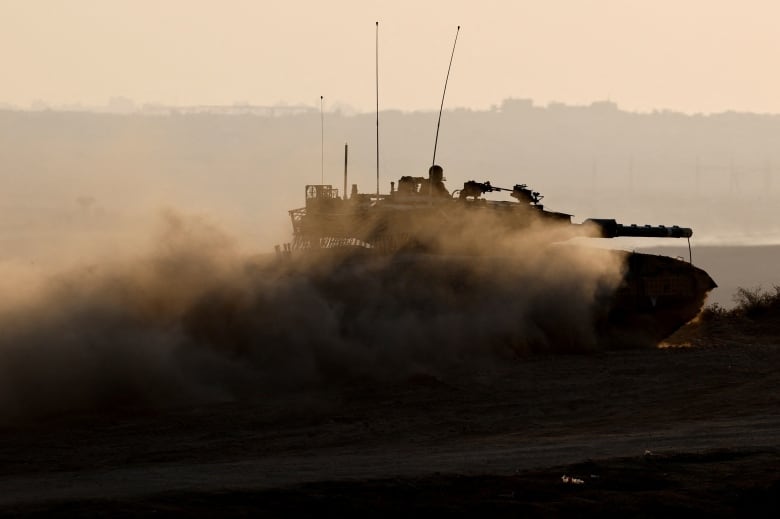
[428,164,450,197]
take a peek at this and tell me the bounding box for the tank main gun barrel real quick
[583,218,693,239]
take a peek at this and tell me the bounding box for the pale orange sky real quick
[3,0,780,113]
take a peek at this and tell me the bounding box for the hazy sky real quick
[3,0,780,113]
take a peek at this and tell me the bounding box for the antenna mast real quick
[320,95,324,184]
[432,25,460,167]
[344,142,348,199]
[375,21,380,199]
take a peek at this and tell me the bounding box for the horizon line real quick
[4,97,780,118]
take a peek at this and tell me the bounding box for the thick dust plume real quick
[0,210,624,422]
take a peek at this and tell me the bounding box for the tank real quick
[280,165,717,346]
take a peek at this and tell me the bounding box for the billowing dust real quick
[0,209,624,421]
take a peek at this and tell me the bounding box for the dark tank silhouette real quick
[281,164,716,346]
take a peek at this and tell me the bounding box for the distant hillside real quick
[1,101,779,249]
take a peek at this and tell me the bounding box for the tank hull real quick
[602,251,717,345]
[277,246,716,349]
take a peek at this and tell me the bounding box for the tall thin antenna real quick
[432,25,460,167]
[375,21,380,199]
[344,142,348,200]
[320,95,324,184]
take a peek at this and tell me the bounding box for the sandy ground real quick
[0,332,778,516]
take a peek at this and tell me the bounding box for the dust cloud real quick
[0,206,626,422]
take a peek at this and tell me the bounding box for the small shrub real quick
[701,285,780,321]
[699,302,728,322]
[732,285,780,318]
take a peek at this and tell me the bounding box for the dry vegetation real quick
[705,285,780,320]
[668,285,780,348]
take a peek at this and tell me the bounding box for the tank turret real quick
[289,174,702,251]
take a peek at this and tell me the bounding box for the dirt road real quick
[1,338,778,515]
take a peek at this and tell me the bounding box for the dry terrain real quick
[0,313,778,516]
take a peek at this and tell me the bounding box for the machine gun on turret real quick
[457,181,544,206]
